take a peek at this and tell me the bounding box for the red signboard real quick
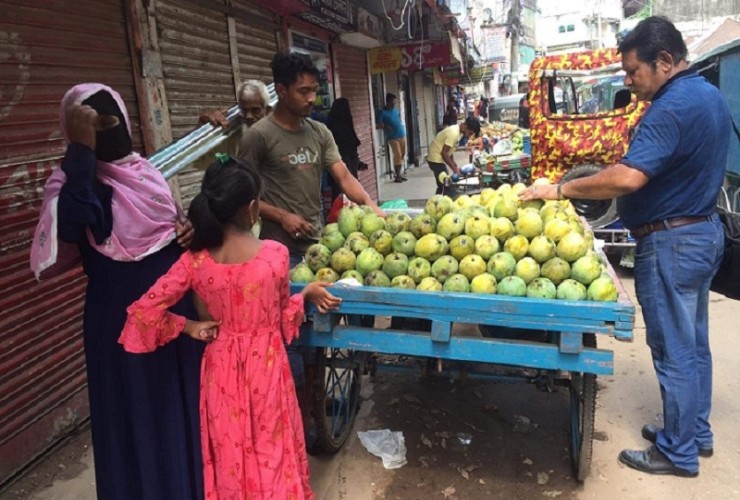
[369,41,451,74]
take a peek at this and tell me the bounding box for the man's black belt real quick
[631,216,711,238]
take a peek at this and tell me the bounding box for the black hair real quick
[386,93,396,102]
[188,157,262,251]
[270,51,320,89]
[464,116,481,137]
[618,16,687,68]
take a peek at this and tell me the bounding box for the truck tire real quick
[560,165,618,228]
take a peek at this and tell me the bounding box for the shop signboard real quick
[369,41,452,74]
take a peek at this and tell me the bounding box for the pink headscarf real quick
[30,83,182,280]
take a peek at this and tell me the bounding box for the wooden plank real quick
[559,332,582,354]
[299,326,616,375]
[430,320,451,342]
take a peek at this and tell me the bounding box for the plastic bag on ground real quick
[357,429,407,469]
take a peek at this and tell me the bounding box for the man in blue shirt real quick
[376,93,407,183]
[520,16,729,478]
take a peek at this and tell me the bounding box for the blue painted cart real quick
[291,266,634,482]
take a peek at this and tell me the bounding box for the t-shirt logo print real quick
[284,147,319,170]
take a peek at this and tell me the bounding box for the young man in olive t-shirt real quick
[238,52,382,449]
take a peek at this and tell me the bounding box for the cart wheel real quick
[569,333,597,482]
[311,348,362,454]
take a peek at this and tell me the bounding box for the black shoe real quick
[642,424,714,458]
[618,445,698,477]
[393,176,404,183]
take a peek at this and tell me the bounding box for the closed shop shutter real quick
[232,3,279,84]
[414,72,437,160]
[334,44,377,201]
[0,0,141,482]
[155,0,235,207]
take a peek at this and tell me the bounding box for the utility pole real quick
[509,0,520,90]
[510,0,520,74]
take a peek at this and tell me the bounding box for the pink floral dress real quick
[119,240,313,500]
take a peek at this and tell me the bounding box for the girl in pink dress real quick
[119,157,340,499]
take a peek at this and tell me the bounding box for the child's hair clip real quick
[215,153,231,165]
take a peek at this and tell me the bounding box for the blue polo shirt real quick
[377,107,406,140]
[617,70,730,229]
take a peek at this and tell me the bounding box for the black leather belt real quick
[631,216,711,238]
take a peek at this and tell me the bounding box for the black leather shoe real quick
[618,445,698,477]
[642,424,714,458]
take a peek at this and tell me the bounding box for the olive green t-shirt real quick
[238,116,341,255]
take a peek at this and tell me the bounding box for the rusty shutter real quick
[155,0,235,208]
[0,0,141,482]
[414,72,437,161]
[334,44,377,201]
[232,3,279,84]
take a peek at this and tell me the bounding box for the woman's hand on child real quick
[302,282,342,314]
[184,319,221,342]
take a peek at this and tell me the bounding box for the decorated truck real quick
[527,48,649,250]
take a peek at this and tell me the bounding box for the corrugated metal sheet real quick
[156,0,234,208]
[0,0,140,482]
[334,44,377,201]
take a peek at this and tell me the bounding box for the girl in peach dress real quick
[119,157,340,499]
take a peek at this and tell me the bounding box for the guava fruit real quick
[470,273,497,294]
[487,252,517,281]
[503,235,529,261]
[424,194,454,221]
[392,231,417,256]
[443,273,470,293]
[557,231,589,263]
[587,276,618,302]
[431,255,459,284]
[407,257,432,283]
[315,267,340,283]
[384,212,412,236]
[391,275,417,289]
[364,270,391,287]
[289,263,315,283]
[570,254,602,286]
[459,254,487,281]
[370,229,393,256]
[527,235,557,264]
[490,217,515,243]
[449,235,475,261]
[526,277,557,299]
[556,279,588,301]
[337,205,364,237]
[330,247,357,274]
[409,213,437,239]
[414,234,449,262]
[360,213,386,238]
[304,243,332,272]
[356,247,384,276]
[497,276,527,297]
[436,212,465,241]
[515,210,543,239]
[464,214,491,240]
[382,252,409,279]
[474,235,500,260]
[540,257,571,285]
[514,256,540,284]
[344,231,370,254]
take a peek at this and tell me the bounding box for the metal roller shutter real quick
[232,3,279,84]
[0,0,141,482]
[155,0,234,207]
[334,44,377,201]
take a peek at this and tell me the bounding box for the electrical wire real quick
[381,0,413,31]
